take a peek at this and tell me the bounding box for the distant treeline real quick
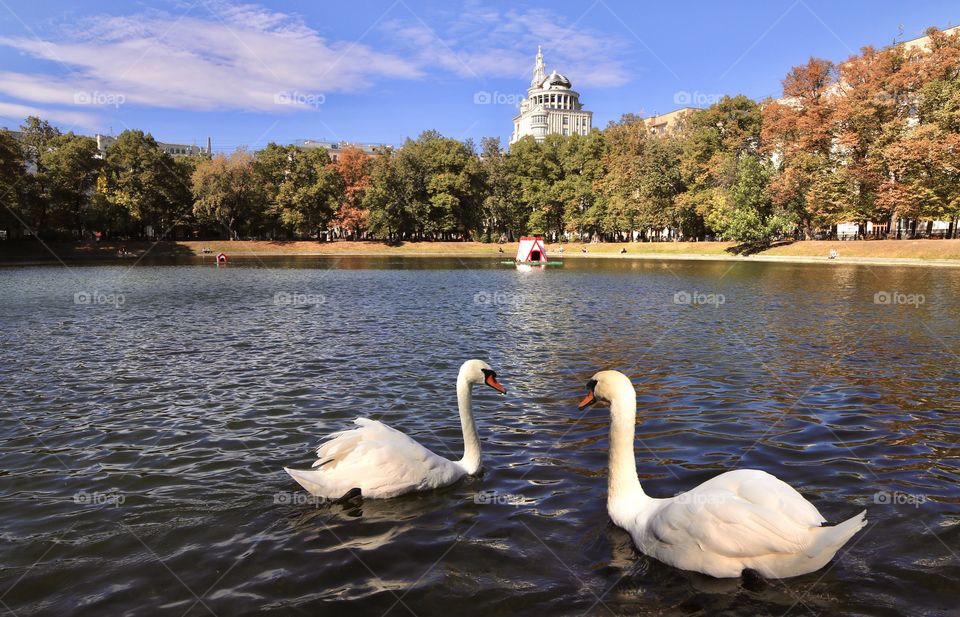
[1,27,958,243]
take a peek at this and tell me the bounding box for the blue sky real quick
[0,0,955,152]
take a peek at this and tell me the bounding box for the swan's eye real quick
[586,379,598,391]
[481,368,496,379]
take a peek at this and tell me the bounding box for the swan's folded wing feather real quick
[648,471,825,558]
[724,470,825,527]
[315,418,406,464]
[310,418,459,495]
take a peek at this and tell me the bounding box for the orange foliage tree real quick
[761,57,837,237]
[332,147,371,239]
[763,27,960,239]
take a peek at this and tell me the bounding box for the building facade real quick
[95,134,211,158]
[644,107,700,135]
[511,47,592,145]
[295,140,391,162]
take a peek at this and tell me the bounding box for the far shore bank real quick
[4,239,960,268]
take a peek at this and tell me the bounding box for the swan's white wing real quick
[288,418,463,499]
[647,469,826,558]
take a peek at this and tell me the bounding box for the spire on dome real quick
[531,46,546,87]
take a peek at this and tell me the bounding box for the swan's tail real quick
[284,467,336,499]
[807,510,867,558]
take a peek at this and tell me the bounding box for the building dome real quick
[542,71,571,89]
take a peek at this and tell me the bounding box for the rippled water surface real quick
[1,256,958,616]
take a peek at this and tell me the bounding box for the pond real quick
[1,256,958,616]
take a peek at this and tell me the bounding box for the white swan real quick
[284,359,506,500]
[578,370,867,579]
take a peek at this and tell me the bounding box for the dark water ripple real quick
[1,257,958,616]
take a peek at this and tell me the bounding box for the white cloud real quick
[380,5,634,88]
[0,1,423,116]
[0,1,634,128]
[0,101,98,130]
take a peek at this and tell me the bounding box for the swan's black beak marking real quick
[578,379,598,410]
[481,368,507,395]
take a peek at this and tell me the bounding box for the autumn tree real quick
[762,58,837,237]
[878,28,960,237]
[597,116,641,239]
[332,147,371,240]
[827,43,912,235]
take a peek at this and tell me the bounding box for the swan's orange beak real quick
[485,373,507,395]
[578,390,597,410]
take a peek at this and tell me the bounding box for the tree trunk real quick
[887,212,899,239]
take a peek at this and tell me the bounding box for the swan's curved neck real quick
[456,375,482,474]
[608,384,646,506]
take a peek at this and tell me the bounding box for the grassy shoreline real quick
[4,238,960,267]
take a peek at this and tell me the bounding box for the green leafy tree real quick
[101,130,191,238]
[599,115,653,240]
[722,154,792,242]
[0,129,25,235]
[40,132,102,235]
[276,147,344,239]
[508,135,564,238]
[636,133,684,236]
[18,116,61,234]
[364,149,415,241]
[678,96,763,238]
[252,143,296,236]
[192,149,257,238]
[364,131,484,241]
[403,131,485,240]
[558,130,606,240]
[479,137,524,240]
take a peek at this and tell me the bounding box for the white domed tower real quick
[511,47,593,145]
